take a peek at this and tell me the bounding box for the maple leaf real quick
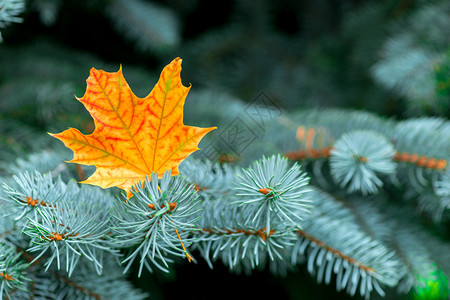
[50,58,216,197]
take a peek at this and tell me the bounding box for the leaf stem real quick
[157,185,193,262]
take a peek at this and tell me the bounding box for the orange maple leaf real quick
[50,58,216,197]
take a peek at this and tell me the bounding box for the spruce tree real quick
[0,0,449,299]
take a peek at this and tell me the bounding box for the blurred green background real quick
[1,0,449,299]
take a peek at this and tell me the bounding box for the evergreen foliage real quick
[0,0,449,299]
[0,0,24,42]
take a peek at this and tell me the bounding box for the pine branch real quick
[106,0,180,53]
[10,247,148,300]
[234,155,312,232]
[110,172,200,276]
[194,197,297,274]
[370,2,450,116]
[2,172,118,276]
[292,188,402,299]
[0,0,24,42]
[329,130,396,195]
[276,109,449,220]
[0,241,29,299]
